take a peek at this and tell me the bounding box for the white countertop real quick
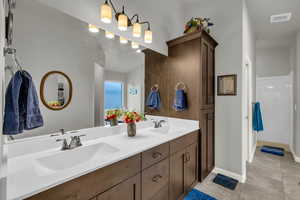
[6,116,199,200]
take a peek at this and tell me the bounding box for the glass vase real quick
[127,122,136,137]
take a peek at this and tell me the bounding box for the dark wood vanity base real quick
[26,131,199,200]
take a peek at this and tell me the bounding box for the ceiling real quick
[246,0,300,47]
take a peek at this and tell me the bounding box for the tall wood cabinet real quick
[144,30,218,181]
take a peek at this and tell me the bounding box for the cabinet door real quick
[184,143,198,191]
[199,110,215,181]
[142,158,169,200]
[200,39,215,110]
[169,149,186,200]
[97,174,141,200]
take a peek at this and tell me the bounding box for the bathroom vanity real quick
[6,117,199,200]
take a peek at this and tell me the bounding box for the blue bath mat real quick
[261,146,284,156]
[213,174,238,190]
[184,189,217,200]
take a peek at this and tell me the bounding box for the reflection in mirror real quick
[4,0,146,140]
[40,71,72,111]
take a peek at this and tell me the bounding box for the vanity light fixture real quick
[120,36,128,44]
[131,41,139,49]
[136,49,142,53]
[105,31,115,39]
[100,0,112,23]
[88,24,99,33]
[118,7,128,31]
[100,0,153,41]
[144,28,153,44]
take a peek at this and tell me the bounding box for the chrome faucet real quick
[56,134,86,151]
[152,120,166,128]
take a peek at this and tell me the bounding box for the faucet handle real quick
[60,129,65,135]
[56,138,69,150]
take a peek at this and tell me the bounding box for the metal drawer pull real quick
[152,152,162,159]
[152,174,162,182]
[187,152,191,162]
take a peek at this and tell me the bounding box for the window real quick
[104,81,123,110]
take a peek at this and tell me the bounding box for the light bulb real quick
[118,14,128,31]
[144,29,153,43]
[120,36,128,44]
[100,1,112,23]
[88,24,99,33]
[131,41,139,49]
[105,31,115,39]
[132,23,142,38]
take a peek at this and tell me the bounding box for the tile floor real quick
[195,148,300,200]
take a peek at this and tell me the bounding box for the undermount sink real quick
[36,143,119,171]
[149,126,186,134]
[149,126,170,134]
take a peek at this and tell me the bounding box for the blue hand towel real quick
[184,189,217,200]
[253,102,263,132]
[3,71,23,135]
[146,90,161,110]
[3,71,43,135]
[173,89,187,111]
[22,71,44,130]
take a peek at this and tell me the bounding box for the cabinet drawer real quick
[170,131,198,154]
[26,154,141,200]
[142,143,169,169]
[142,158,169,200]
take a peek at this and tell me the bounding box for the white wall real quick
[94,64,105,127]
[257,76,292,145]
[295,32,300,157]
[10,0,105,139]
[242,0,256,167]
[256,46,291,77]
[0,0,7,198]
[126,65,145,113]
[290,41,297,155]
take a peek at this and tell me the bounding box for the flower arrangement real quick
[105,109,123,120]
[123,111,144,124]
[184,17,214,34]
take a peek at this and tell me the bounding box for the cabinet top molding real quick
[167,30,218,48]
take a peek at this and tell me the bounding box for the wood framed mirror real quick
[40,71,73,111]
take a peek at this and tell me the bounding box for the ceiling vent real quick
[270,13,292,23]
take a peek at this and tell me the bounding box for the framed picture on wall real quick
[217,74,237,96]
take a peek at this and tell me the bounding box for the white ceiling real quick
[246,0,300,47]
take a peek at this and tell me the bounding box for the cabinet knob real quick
[152,174,162,182]
[152,151,162,159]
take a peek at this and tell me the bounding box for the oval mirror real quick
[40,71,73,111]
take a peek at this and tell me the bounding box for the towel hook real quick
[175,82,186,91]
[151,84,159,91]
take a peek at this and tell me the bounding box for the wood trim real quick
[40,71,73,111]
[167,30,218,47]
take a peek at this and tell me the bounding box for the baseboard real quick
[290,148,300,163]
[212,167,246,183]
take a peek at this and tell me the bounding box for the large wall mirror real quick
[4,0,147,140]
[40,71,73,111]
